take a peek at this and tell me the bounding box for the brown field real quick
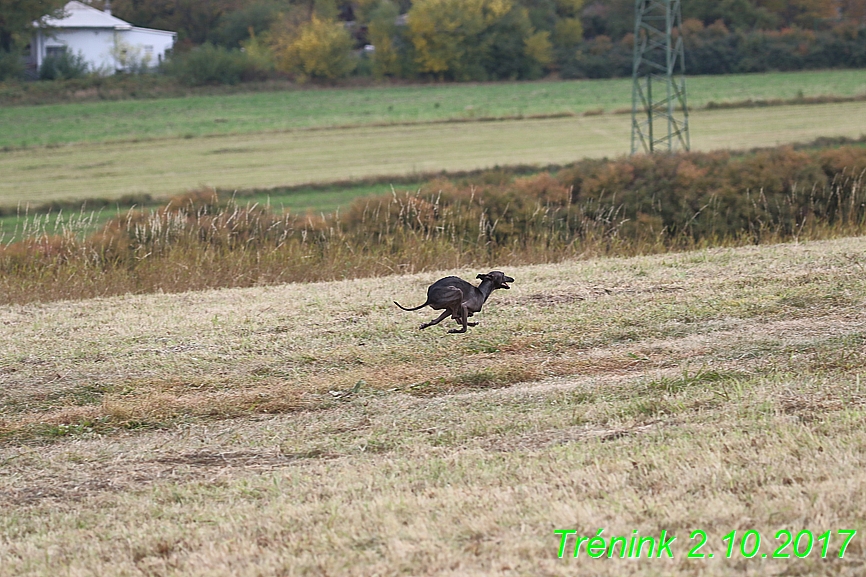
[2,101,866,206]
[2,237,865,575]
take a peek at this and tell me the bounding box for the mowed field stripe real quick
[2,101,865,204]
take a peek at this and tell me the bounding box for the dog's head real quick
[477,271,514,289]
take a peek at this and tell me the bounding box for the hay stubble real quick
[2,238,866,574]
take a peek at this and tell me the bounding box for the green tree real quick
[111,0,232,46]
[483,6,551,79]
[313,0,338,20]
[210,1,281,48]
[517,0,583,47]
[0,0,65,52]
[684,0,780,30]
[367,0,404,77]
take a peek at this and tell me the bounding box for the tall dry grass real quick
[2,144,866,305]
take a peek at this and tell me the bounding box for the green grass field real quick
[2,69,864,149]
[2,238,865,575]
[2,101,865,210]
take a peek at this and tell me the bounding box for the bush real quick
[558,35,632,79]
[4,142,866,305]
[682,20,866,75]
[39,50,89,80]
[0,50,24,81]
[164,43,265,86]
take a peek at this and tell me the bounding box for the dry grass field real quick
[2,101,866,206]
[2,237,865,575]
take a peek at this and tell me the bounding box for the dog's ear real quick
[476,274,487,280]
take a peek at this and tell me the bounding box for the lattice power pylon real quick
[631,0,689,154]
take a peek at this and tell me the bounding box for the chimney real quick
[104,0,111,15]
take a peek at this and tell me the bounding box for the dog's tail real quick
[394,300,428,311]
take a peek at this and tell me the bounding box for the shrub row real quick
[561,22,866,79]
[2,142,866,304]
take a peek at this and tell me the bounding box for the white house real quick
[30,1,176,74]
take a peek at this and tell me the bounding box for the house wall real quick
[39,28,117,73]
[35,27,174,74]
[120,28,175,68]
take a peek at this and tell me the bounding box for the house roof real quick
[37,1,133,30]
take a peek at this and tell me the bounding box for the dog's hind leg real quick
[420,309,451,330]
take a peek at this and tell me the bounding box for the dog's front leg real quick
[448,304,469,333]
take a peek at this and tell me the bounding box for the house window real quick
[144,45,154,55]
[46,46,67,57]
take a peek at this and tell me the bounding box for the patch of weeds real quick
[453,364,536,390]
[566,390,596,405]
[454,368,501,388]
[748,400,776,419]
[604,327,651,345]
[67,383,113,405]
[778,294,817,309]
[711,376,750,402]
[132,538,181,563]
[12,383,114,414]
[647,368,747,394]
[465,418,529,440]
[408,377,447,392]
[296,354,319,365]
[793,333,866,373]
[351,536,384,552]
[35,416,113,439]
[462,337,510,354]
[620,398,678,419]
[278,442,337,460]
[359,437,394,454]
[777,288,854,310]
[122,420,154,431]
[249,366,293,378]
[408,363,537,395]
[428,429,459,447]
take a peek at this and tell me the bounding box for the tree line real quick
[1,0,864,83]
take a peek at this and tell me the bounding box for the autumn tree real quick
[407,0,557,80]
[272,14,356,81]
[551,0,584,45]
[837,0,866,24]
[755,0,837,28]
[407,0,508,79]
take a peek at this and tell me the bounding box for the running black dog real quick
[394,271,514,333]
